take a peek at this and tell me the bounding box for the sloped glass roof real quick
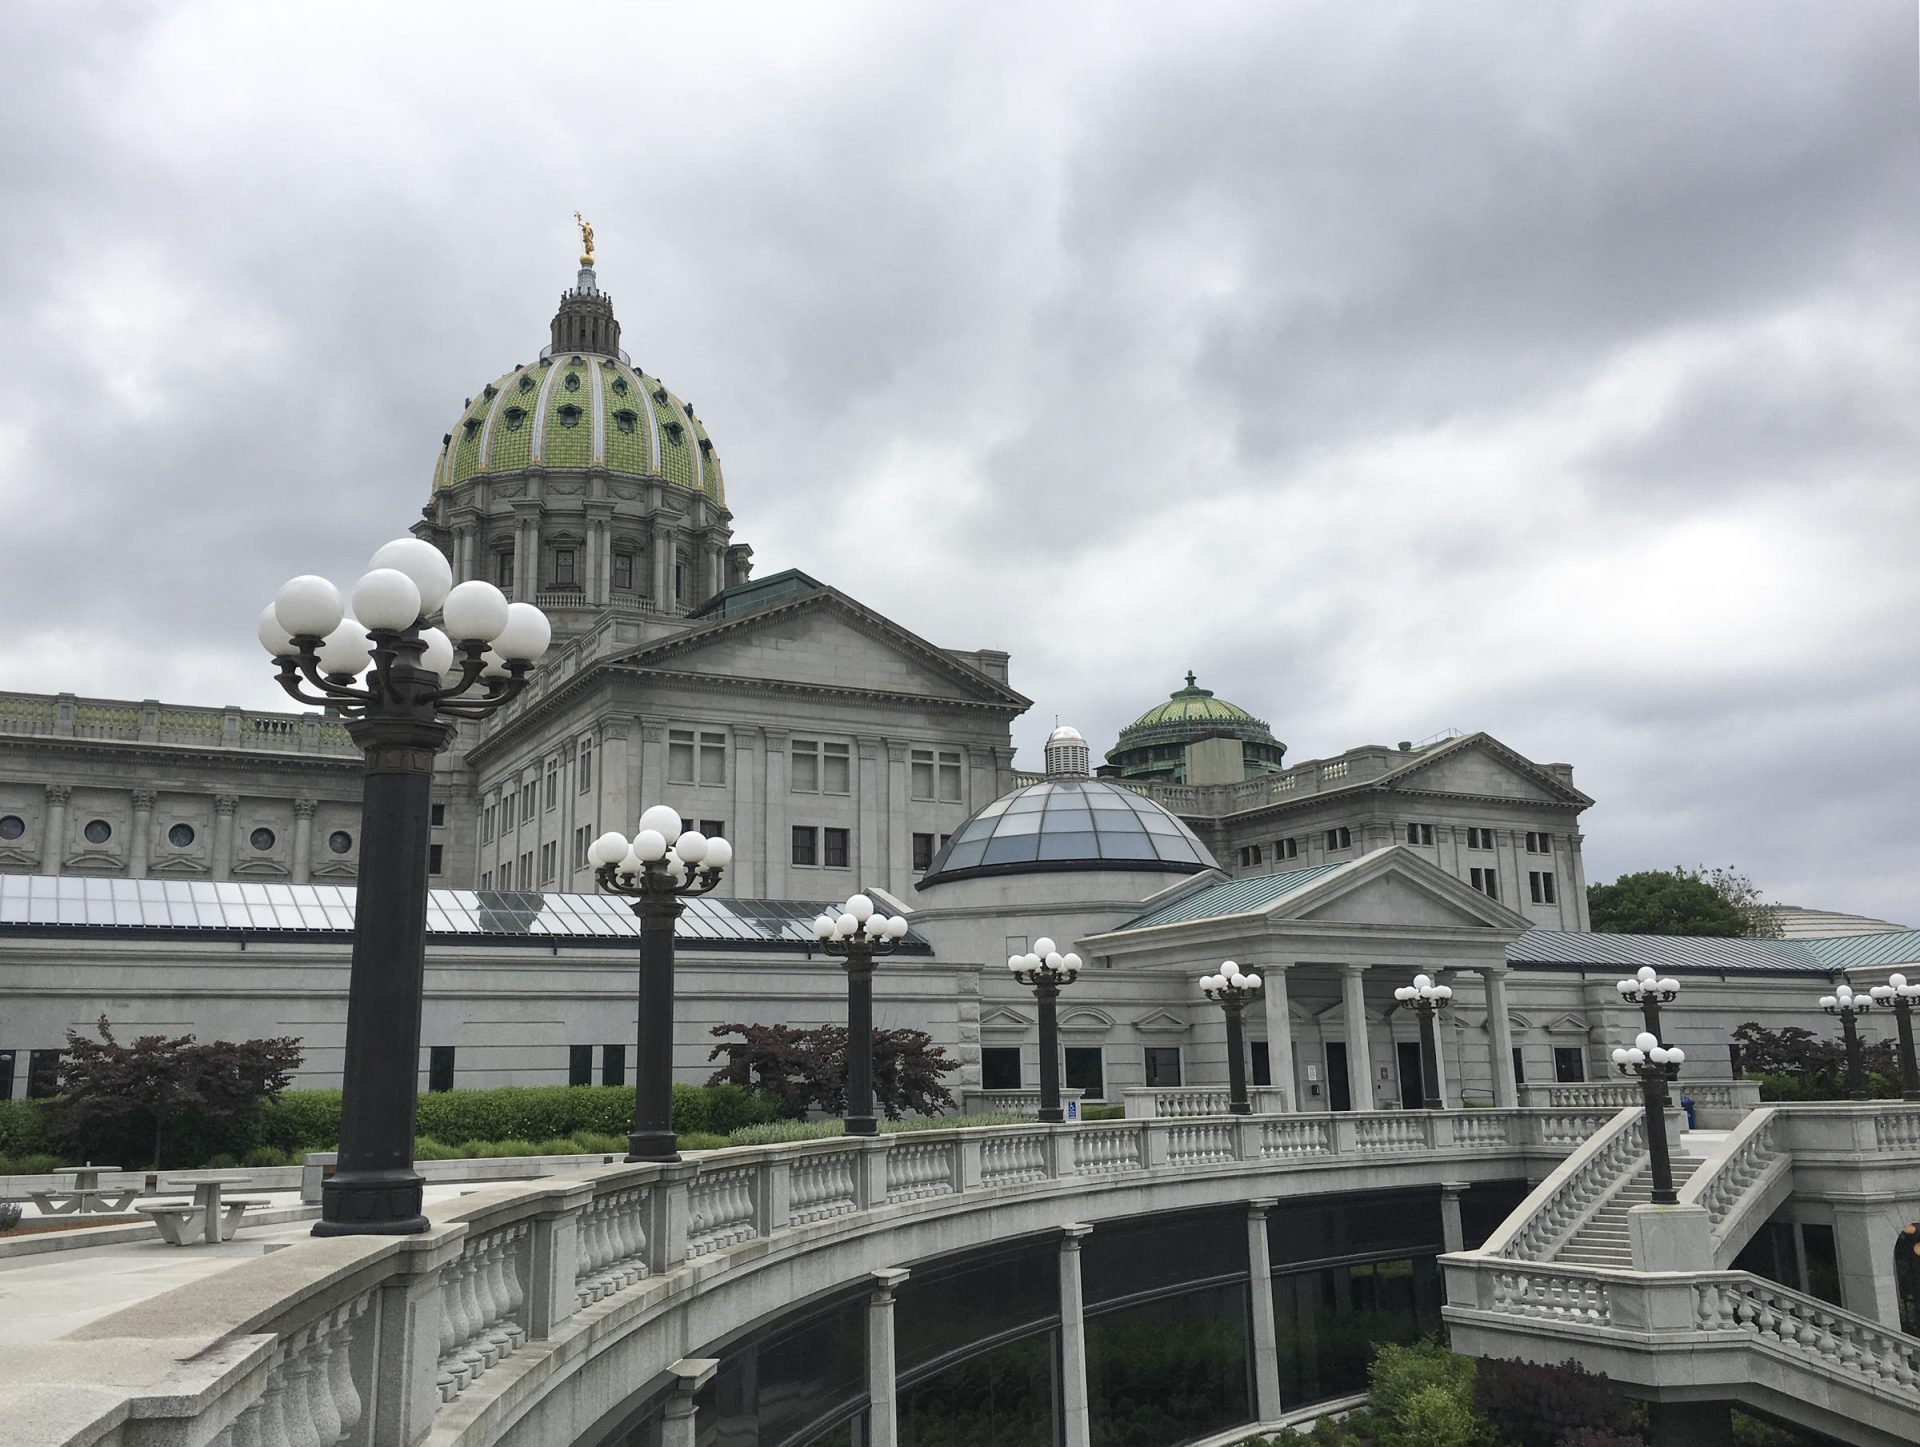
[0,875,929,952]
[919,778,1216,887]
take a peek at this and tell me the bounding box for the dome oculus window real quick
[652,387,669,404]
[614,409,638,434]
[503,406,526,431]
[463,419,482,440]
[611,376,628,396]
[518,374,535,394]
[249,827,276,851]
[0,815,23,840]
[563,372,582,392]
[556,404,582,429]
[663,421,684,445]
[328,830,353,854]
[83,819,112,844]
[167,823,195,848]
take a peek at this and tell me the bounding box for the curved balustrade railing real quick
[1677,1107,1788,1267]
[1517,1079,1762,1127]
[1478,1107,1644,1262]
[41,1110,1593,1447]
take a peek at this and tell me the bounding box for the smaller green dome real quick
[1106,672,1286,783]
[1125,672,1258,731]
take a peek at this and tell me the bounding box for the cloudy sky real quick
[2,2,1916,920]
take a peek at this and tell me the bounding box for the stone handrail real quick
[1475,1106,1644,1262]
[957,1087,1086,1118]
[0,690,357,756]
[1677,1106,1790,1268]
[30,1111,1591,1447]
[1516,1079,1762,1128]
[1121,1086,1291,1117]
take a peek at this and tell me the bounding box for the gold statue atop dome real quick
[573,211,595,267]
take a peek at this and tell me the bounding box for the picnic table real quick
[29,1165,138,1216]
[138,1172,267,1246]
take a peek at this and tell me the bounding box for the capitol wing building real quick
[0,254,1914,1109]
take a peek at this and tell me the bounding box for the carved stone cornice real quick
[0,735,362,775]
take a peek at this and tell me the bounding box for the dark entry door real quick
[1325,1042,1351,1112]
[1397,1040,1424,1109]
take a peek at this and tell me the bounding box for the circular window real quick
[249,827,276,851]
[327,830,353,855]
[83,819,112,845]
[0,815,23,840]
[167,823,195,848]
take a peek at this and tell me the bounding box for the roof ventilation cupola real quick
[1044,724,1090,779]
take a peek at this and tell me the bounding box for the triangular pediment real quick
[981,1005,1032,1033]
[1279,847,1533,932]
[610,589,1027,709]
[1545,1013,1589,1036]
[1382,733,1593,807]
[1133,1008,1189,1034]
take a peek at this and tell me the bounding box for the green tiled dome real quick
[430,354,725,506]
[1106,672,1286,782]
[1125,673,1259,732]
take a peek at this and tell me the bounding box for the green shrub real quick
[0,1152,61,1175]
[412,1137,464,1160]
[1386,1385,1484,1447]
[205,1152,240,1170]
[677,1132,729,1151]
[241,1146,294,1168]
[256,1091,342,1152]
[0,1099,53,1156]
[727,1120,844,1146]
[1081,1103,1125,1121]
[569,1131,628,1154]
[1369,1339,1477,1424]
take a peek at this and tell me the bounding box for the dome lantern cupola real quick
[1044,724,1090,779]
[1102,672,1286,785]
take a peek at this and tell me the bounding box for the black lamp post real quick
[1393,973,1453,1110]
[1870,974,1920,1102]
[814,895,910,1136]
[261,540,550,1236]
[1198,961,1263,1115]
[587,810,731,1162]
[1008,939,1082,1123]
[1611,1031,1686,1205]
[1615,965,1680,1043]
[1821,984,1873,1102]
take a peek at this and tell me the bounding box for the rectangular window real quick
[501,795,514,831]
[699,820,725,841]
[791,826,818,867]
[1238,845,1263,867]
[824,827,850,869]
[545,764,558,810]
[938,750,963,803]
[0,1050,13,1101]
[431,803,446,827]
[1143,1046,1183,1088]
[428,1046,455,1093]
[910,749,935,800]
[520,850,534,886]
[569,1044,593,1087]
[27,1049,61,1099]
[554,548,576,586]
[498,860,511,889]
[1251,1041,1271,1088]
[1065,1047,1105,1099]
[496,552,515,591]
[1325,826,1351,851]
[791,740,819,793]
[573,824,591,869]
[482,805,494,842]
[579,739,593,793]
[481,870,493,890]
[912,832,935,872]
[699,732,728,785]
[1467,827,1495,850]
[1529,870,1557,905]
[981,1047,1022,1091]
[1470,867,1499,899]
[669,729,696,784]
[428,843,444,875]
[1512,1047,1525,1084]
[601,1044,626,1088]
[522,782,536,818]
[1553,1046,1586,1084]
[1275,837,1299,860]
[674,558,686,602]
[1406,823,1434,845]
[612,552,634,591]
[1525,831,1552,854]
[541,841,557,883]
[823,741,851,794]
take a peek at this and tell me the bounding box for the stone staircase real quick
[1554,1154,1703,1266]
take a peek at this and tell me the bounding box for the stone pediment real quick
[1057,1006,1116,1032]
[1382,733,1592,807]
[1283,848,1532,932]
[1545,1013,1589,1036]
[980,1005,1032,1033]
[612,590,1027,709]
[1133,1008,1189,1034]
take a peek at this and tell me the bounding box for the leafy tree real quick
[1588,866,1769,937]
[707,1023,958,1119]
[1697,865,1782,939]
[50,1017,303,1167]
[1474,1358,1639,1447]
[1731,1021,1897,1099]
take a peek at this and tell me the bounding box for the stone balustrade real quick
[1121,1086,1291,1117]
[1480,1106,1644,1262]
[0,690,357,756]
[957,1087,1087,1118]
[1677,1107,1790,1267]
[1516,1078,1762,1128]
[27,1110,1592,1447]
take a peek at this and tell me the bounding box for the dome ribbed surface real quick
[918,778,1216,886]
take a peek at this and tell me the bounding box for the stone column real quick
[1567,831,1592,930]
[1439,1182,1469,1253]
[43,784,69,875]
[1261,967,1296,1107]
[868,1268,909,1447]
[638,723,665,819]
[661,1357,719,1447]
[1484,967,1518,1108]
[762,729,789,898]
[292,798,317,883]
[887,741,911,888]
[729,727,759,897]
[1832,1203,1908,1329]
[212,794,239,883]
[858,738,882,884]
[129,790,155,879]
[1246,1199,1282,1421]
[1341,964,1374,1112]
[655,522,679,609]
[1059,1224,1093,1447]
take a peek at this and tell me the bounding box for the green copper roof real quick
[430,354,725,506]
[1117,866,1343,929]
[687,568,828,621]
[1123,673,1261,733]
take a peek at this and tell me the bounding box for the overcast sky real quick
[2,2,1916,921]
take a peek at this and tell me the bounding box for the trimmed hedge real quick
[0,1099,52,1156]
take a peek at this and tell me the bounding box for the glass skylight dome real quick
[918,778,1216,887]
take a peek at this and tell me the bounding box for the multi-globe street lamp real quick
[1393,973,1453,1110]
[260,538,552,1236]
[1820,983,1873,1102]
[1616,965,1681,1042]
[586,809,732,1162]
[1007,939,1083,1123]
[813,895,911,1136]
[1611,1030,1686,1205]
[1197,961,1263,1116]
[1869,974,1920,1102]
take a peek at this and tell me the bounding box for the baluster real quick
[457,1255,491,1378]
[254,1359,294,1447]
[329,1303,364,1444]
[436,1258,468,1399]
[303,1325,342,1447]
[277,1334,323,1447]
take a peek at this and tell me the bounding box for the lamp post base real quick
[313,1171,429,1237]
[626,1128,680,1164]
[1038,1107,1064,1124]
[1229,1102,1252,1117]
[845,1115,877,1137]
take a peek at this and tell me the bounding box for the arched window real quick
[503,407,526,431]
[563,372,582,392]
[611,376,628,397]
[614,409,638,434]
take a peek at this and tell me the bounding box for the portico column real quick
[1059,1224,1093,1447]
[1439,1181,1469,1253]
[868,1268,909,1447]
[43,784,69,875]
[1484,967,1518,1108]
[212,794,238,883]
[292,798,317,883]
[661,1357,718,1447]
[1246,1200,1282,1421]
[1832,1203,1908,1329]
[129,790,155,879]
[1341,963,1374,1112]
[1261,967,1296,1108]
